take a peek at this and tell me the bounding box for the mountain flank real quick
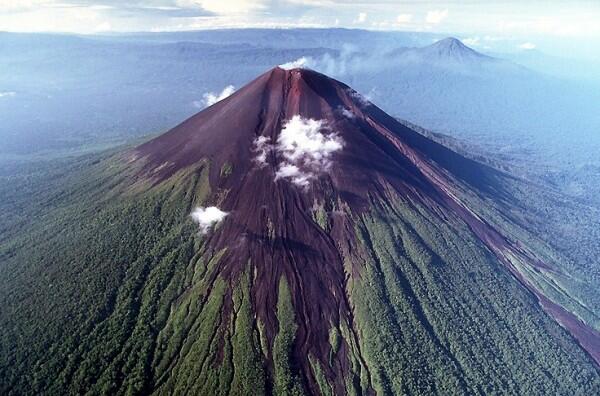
[0,67,599,395]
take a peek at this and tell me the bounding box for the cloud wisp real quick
[340,107,356,119]
[252,115,344,187]
[462,37,480,47]
[348,89,372,108]
[278,43,402,80]
[253,135,271,165]
[518,42,536,50]
[191,206,228,234]
[275,163,310,186]
[201,85,236,107]
[279,57,312,70]
[425,9,448,24]
[277,44,359,77]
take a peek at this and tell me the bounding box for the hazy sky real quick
[1,1,599,55]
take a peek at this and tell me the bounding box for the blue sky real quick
[1,1,599,57]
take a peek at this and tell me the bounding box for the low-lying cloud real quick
[253,115,344,188]
[340,107,356,119]
[191,206,228,234]
[277,116,343,164]
[275,163,311,187]
[253,135,271,165]
[0,91,16,98]
[200,85,236,107]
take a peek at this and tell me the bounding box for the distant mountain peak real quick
[422,37,489,61]
[433,37,466,48]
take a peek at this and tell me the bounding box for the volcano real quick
[385,37,523,76]
[418,37,490,63]
[1,67,599,395]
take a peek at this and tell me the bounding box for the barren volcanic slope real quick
[1,67,600,395]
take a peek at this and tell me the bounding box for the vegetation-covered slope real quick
[1,152,599,395]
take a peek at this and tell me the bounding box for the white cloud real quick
[88,5,114,11]
[253,135,271,165]
[340,107,355,119]
[1,1,600,39]
[280,46,383,79]
[396,13,412,24]
[95,21,111,31]
[286,0,336,5]
[425,9,448,24]
[277,116,343,163]
[518,42,536,50]
[279,57,313,70]
[0,91,16,98]
[0,3,110,33]
[202,84,235,107]
[0,0,52,11]
[177,0,266,14]
[275,115,343,187]
[462,37,480,47]
[254,116,343,187]
[498,16,600,38]
[348,89,371,108]
[274,163,312,187]
[191,206,228,234]
[483,35,504,42]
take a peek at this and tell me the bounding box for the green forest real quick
[1,149,599,395]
